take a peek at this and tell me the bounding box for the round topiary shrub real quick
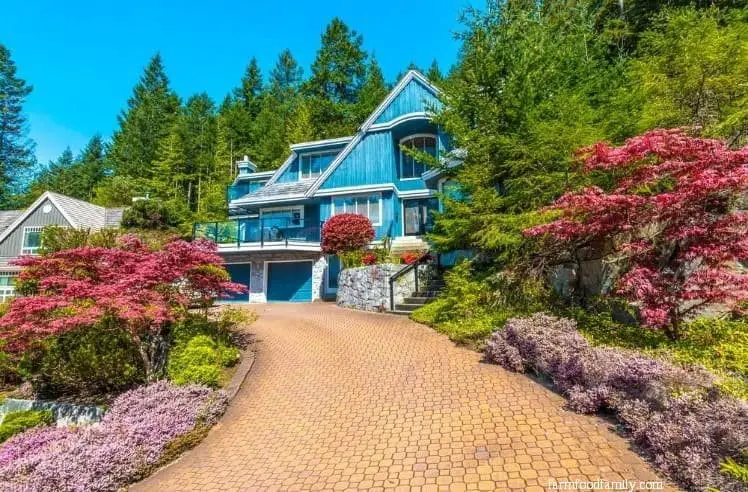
[321,214,375,255]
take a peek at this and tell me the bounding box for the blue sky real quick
[3,1,471,166]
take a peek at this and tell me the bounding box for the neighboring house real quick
[195,70,461,303]
[0,191,126,300]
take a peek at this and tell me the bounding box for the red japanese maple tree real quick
[525,129,748,339]
[321,213,375,254]
[0,234,245,379]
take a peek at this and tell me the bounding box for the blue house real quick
[194,71,459,303]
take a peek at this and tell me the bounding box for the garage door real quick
[266,261,313,302]
[224,264,251,302]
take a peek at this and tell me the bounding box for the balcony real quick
[193,218,322,251]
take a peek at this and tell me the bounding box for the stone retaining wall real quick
[337,264,416,312]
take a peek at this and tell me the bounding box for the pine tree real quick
[286,98,315,145]
[426,59,443,83]
[270,49,303,100]
[108,53,180,180]
[0,44,35,207]
[234,57,264,119]
[305,18,368,137]
[353,55,389,125]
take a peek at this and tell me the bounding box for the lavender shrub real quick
[486,313,746,491]
[0,381,228,492]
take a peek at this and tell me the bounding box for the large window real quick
[400,134,437,179]
[22,226,43,255]
[260,207,304,228]
[0,272,17,303]
[300,151,337,180]
[331,193,382,226]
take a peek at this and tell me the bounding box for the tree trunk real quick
[133,331,168,382]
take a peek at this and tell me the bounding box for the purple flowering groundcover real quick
[485,313,748,492]
[0,380,228,492]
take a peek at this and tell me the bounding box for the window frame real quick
[259,206,305,229]
[399,133,437,180]
[21,226,44,255]
[0,272,16,303]
[299,151,338,181]
[330,192,383,226]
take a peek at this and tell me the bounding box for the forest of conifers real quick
[0,0,746,244]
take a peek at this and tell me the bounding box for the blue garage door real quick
[224,263,251,302]
[267,261,313,302]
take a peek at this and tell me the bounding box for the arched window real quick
[400,134,437,179]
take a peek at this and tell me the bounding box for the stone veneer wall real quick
[336,264,416,312]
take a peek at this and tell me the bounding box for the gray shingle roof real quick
[44,192,126,229]
[0,210,23,234]
[234,180,313,204]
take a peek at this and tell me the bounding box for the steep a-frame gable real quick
[306,71,441,196]
[373,77,441,125]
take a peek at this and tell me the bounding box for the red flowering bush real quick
[0,235,245,380]
[362,253,378,265]
[525,129,748,339]
[321,214,375,254]
[400,250,428,264]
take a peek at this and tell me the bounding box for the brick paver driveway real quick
[135,303,668,491]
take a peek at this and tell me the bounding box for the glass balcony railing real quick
[193,218,322,247]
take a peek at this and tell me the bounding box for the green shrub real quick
[121,199,183,230]
[412,261,552,347]
[720,453,748,485]
[0,410,54,442]
[168,336,222,387]
[20,322,145,398]
[167,314,244,388]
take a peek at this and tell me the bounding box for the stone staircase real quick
[392,276,446,315]
[390,236,430,256]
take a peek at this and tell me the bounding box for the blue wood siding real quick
[375,79,440,124]
[267,261,313,302]
[276,155,300,182]
[320,133,395,189]
[224,264,251,302]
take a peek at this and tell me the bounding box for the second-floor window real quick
[22,226,43,255]
[300,151,337,180]
[331,193,382,226]
[400,134,437,179]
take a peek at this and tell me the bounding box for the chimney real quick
[237,155,257,175]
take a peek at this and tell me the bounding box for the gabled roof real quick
[304,70,441,197]
[0,191,126,246]
[227,70,442,205]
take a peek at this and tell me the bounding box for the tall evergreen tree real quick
[233,57,264,119]
[353,55,389,125]
[270,49,303,100]
[0,44,35,207]
[305,18,368,137]
[108,53,180,180]
[25,135,108,203]
[426,59,443,83]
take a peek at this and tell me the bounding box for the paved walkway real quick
[135,303,669,491]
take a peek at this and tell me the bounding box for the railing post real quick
[389,276,395,312]
[260,218,264,248]
[213,222,218,243]
[414,262,419,294]
[237,219,240,248]
[285,218,289,247]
